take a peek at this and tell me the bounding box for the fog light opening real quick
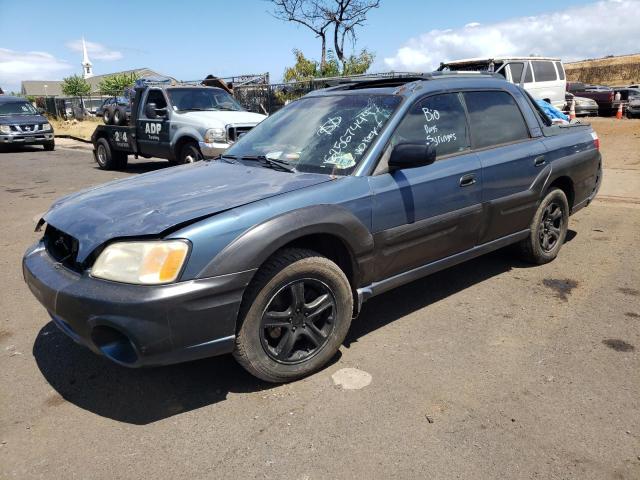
[91,326,138,365]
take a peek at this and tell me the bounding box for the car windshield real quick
[167,87,243,112]
[223,94,401,175]
[0,101,38,116]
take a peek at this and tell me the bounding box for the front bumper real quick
[198,141,231,159]
[575,105,599,116]
[1,132,54,145]
[23,242,255,367]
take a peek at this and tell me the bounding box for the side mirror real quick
[145,103,158,119]
[37,107,46,115]
[388,142,436,171]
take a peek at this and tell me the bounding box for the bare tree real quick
[269,0,380,71]
[322,0,380,66]
[269,0,333,68]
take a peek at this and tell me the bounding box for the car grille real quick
[226,125,254,143]
[11,124,43,133]
[43,225,82,271]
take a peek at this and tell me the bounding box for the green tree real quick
[341,49,375,76]
[61,75,91,96]
[98,72,140,95]
[282,48,374,82]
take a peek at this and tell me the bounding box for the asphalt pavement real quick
[0,142,638,479]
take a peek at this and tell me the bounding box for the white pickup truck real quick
[91,83,266,170]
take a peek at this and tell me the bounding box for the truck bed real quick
[91,124,136,154]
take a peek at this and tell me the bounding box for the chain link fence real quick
[27,71,420,119]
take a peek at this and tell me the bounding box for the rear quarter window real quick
[463,91,531,149]
[554,61,565,80]
[532,61,558,82]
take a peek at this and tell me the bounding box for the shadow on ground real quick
[33,234,577,425]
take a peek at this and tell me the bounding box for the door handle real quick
[534,155,546,167]
[459,173,476,187]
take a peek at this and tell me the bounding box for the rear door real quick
[369,92,483,281]
[137,88,171,158]
[463,90,547,244]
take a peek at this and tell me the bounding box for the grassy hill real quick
[565,54,640,86]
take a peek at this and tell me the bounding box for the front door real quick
[137,88,170,158]
[369,92,483,281]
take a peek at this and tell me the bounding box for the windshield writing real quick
[224,94,400,175]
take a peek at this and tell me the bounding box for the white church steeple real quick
[81,37,93,79]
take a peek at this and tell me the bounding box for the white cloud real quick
[384,0,640,72]
[66,39,122,61]
[0,48,73,90]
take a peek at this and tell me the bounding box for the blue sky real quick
[1,0,637,92]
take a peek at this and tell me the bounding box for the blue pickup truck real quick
[23,73,602,382]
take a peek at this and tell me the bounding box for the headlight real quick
[204,127,226,143]
[41,123,52,132]
[0,125,11,134]
[91,240,190,284]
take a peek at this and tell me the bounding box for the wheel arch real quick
[547,175,575,211]
[198,205,375,291]
[172,133,201,160]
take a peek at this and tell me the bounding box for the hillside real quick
[565,53,640,86]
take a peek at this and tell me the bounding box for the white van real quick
[438,57,567,109]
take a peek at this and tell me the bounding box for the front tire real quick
[516,188,569,264]
[234,248,353,383]
[178,142,203,164]
[43,140,55,151]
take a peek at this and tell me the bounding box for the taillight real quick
[608,92,614,102]
[591,131,600,150]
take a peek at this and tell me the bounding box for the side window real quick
[554,61,565,80]
[532,61,558,82]
[523,62,533,83]
[391,93,470,159]
[145,90,167,111]
[508,63,524,83]
[463,91,530,149]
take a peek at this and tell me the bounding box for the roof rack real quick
[324,70,503,91]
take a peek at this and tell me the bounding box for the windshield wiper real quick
[239,155,296,173]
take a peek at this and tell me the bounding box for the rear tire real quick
[95,138,127,170]
[234,248,353,383]
[43,141,55,151]
[113,108,123,126]
[178,141,203,164]
[515,188,569,264]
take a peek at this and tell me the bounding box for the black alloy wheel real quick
[260,278,336,364]
[539,201,563,252]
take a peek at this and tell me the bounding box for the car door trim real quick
[357,229,530,306]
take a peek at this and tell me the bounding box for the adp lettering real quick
[145,122,162,135]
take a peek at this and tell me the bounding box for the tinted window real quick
[524,63,533,83]
[554,61,565,80]
[464,91,530,149]
[392,93,470,159]
[145,90,167,109]
[532,61,558,82]
[509,63,524,83]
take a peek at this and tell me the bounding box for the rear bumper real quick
[23,242,255,367]
[1,133,54,145]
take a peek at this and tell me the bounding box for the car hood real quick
[43,161,332,262]
[0,114,46,125]
[174,110,266,126]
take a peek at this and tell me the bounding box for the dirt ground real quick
[0,118,639,479]
[49,117,101,141]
